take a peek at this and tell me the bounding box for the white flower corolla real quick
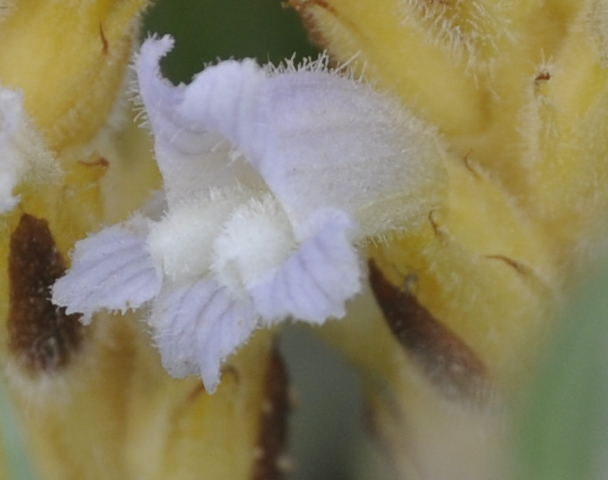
[0,88,57,213]
[52,35,444,392]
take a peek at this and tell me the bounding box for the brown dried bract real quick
[288,0,334,15]
[8,214,85,374]
[252,347,291,480]
[288,0,363,62]
[368,260,490,404]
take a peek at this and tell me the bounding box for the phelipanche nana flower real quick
[53,35,445,392]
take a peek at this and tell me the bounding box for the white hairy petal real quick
[211,193,296,293]
[147,188,250,283]
[0,88,57,214]
[251,71,444,239]
[250,209,360,324]
[136,36,265,208]
[151,280,257,393]
[52,216,162,323]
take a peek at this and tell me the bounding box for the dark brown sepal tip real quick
[288,0,353,59]
[8,213,85,374]
[252,347,291,480]
[368,260,490,404]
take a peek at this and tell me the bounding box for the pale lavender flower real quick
[53,35,443,392]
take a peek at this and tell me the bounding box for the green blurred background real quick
[143,0,318,83]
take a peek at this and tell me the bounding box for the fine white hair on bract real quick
[0,88,58,214]
[52,35,445,393]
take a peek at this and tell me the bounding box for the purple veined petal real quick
[136,36,266,208]
[249,208,361,325]
[151,279,257,393]
[248,68,444,240]
[178,59,266,153]
[52,216,162,324]
[149,285,204,377]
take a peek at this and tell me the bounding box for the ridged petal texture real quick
[151,280,257,393]
[52,216,162,323]
[251,209,360,324]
